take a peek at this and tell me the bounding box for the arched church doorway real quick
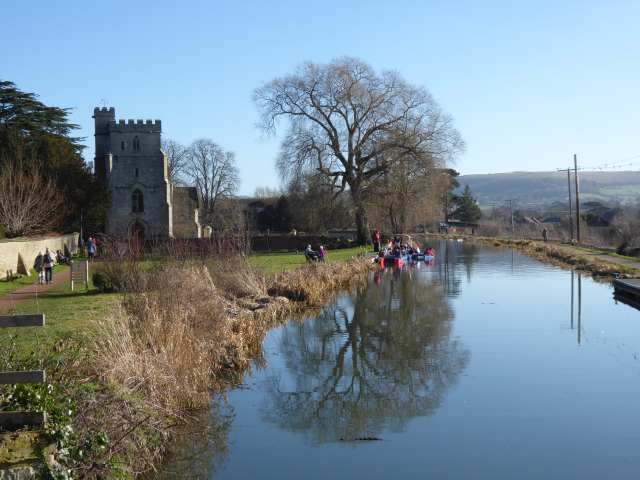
[130,221,146,251]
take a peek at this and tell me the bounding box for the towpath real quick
[540,242,640,272]
[0,267,69,313]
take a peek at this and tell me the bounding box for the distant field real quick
[458,171,640,207]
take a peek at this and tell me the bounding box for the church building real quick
[93,107,201,239]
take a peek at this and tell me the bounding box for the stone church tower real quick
[93,107,201,239]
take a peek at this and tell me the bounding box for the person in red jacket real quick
[372,229,381,252]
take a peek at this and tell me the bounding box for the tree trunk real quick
[352,189,369,246]
[388,204,399,234]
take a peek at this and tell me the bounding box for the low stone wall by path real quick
[0,233,79,276]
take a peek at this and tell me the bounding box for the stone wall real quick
[172,186,201,239]
[0,233,79,276]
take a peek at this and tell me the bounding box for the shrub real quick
[92,271,113,293]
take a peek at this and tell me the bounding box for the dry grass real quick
[268,258,373,304]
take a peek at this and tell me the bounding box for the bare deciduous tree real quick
[186,139,240,227]
[0,160,62,237]
[254,57,464,244]
[367,151,437,233]
[254,186,281,198]
[161,139,189,184]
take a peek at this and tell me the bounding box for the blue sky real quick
[2,0,639,194]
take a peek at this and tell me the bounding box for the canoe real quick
[377,255,410,267]
[411,253,435,262]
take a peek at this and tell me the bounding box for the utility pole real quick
[577,272,582,345]
[574,154,581,243]
[507,199,515,237]
[558,168,574,241]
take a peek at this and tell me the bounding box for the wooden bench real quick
[0,314,46,430]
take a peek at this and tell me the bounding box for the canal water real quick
[168,241,640,479]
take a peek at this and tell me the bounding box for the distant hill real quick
[457,171,640,207]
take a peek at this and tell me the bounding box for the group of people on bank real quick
[305,244,327,262]
[32,248,68,285]
[31,236,99,285]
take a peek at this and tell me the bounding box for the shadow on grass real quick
[3,289,105,300]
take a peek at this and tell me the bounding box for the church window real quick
[135,168,139,178]
[133,136,141,152]
[121,141,126,150]
[132,189,144,213]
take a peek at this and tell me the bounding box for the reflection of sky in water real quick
[189,241,640,479]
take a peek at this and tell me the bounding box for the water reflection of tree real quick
[260,270,470,443]
[438,240,479,296]
[158,398,233,479]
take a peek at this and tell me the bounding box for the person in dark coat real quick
[43,248,54,284]
[33,252,44,285]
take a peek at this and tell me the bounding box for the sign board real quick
[70,260,89,291]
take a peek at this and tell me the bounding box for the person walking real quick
[43,248,54,284]
[33,252,44,285]
[87,236,97,261]
[542,228,548,242]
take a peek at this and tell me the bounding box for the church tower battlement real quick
[108,119,162,132]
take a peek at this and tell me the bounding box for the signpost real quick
[70,259,89,291]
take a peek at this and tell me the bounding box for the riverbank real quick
[1,249,373,477]
[424,233,640,278]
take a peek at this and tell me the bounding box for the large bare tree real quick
[254,57,464,244]
[161,138,188,184]
[186,139,239,227]
[0,159,62,237]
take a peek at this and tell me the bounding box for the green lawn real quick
[249,246,370,275]
[2,273,120,350]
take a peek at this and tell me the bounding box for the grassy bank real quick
[249,246,369,275]
[2,281,119,350]
[1,247,373,477]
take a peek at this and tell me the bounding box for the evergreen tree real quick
[443,168,460,221]
[0,80,109,235]
[274,195,292,232]
[256,196,293,232]
[0,80,83,152]
[452,185,482,223]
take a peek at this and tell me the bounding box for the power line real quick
[572,154,640,171]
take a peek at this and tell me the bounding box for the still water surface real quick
[174,241,640,479]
